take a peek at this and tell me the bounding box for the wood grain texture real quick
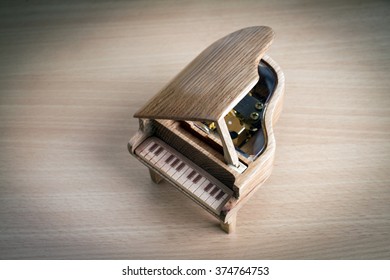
[0,0,389,259]
[134,26,274,122]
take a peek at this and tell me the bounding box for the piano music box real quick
[128,26,285,233]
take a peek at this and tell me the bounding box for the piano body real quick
[128,26,285,233]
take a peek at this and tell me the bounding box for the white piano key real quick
[172,161,189,178]
[194,180,209,197]
[145,144,159,161]
[172,165,189,180]
[183,169,198,189]
[182,176,194,190]
[205,186,220,206]
[161,164,170,173]
[161,155,176,172]
[166,160,181,176]
[177,168,193,185]
[188,177,206,193]
[156,152,171,168]
[150,148,167,165]
[205,197,216,208]
[144,152,154,161]
[163,154,175,165]
[211,201,221,210]
[212,193,228,208]
[200,184,214,201]
[208,187,221,205]
[139,141,155,157]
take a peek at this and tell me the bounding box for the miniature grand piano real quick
[128,26,285,233]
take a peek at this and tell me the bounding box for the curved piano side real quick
[221,54,285,232]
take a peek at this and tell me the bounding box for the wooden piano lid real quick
[134,26,275,122]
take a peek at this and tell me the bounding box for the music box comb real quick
[128,26,285,233]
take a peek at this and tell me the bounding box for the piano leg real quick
[149,169,164,184]
[220,213,237,234]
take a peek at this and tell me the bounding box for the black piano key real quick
[187,170,196,179]
[176,162,185,171]
[193,174,202,183]
[171,159,180,167]
[215,190,225,200]
[204,182,213,192]
[149,143,158,152]
[210,186,219,196]
[154,147,164,156]
[165,154,174,163]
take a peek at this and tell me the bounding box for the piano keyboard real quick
[135,137,233,214]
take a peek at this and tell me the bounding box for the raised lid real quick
[134,26,274,122]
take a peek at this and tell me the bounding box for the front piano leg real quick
[149,169,164,184]
[220,213,237,234]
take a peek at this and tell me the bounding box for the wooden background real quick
[0,0,389,259]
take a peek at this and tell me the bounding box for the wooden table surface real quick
[0,0,389,259]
